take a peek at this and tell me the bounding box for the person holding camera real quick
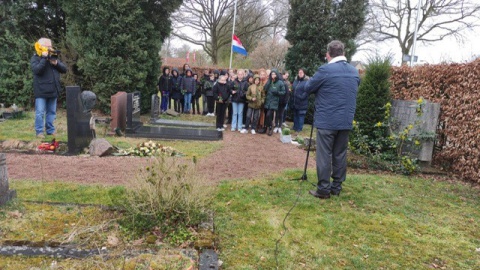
[31,37,67,138]
[305,40,360,199]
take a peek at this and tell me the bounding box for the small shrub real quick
[120,154,212,244]
[282,128,291,136]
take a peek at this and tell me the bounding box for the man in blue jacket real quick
[31,38,67,138]
[305,40,360,199]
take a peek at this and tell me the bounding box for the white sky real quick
[352,34,480,66]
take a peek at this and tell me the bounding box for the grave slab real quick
[125,126,222,141]
[150,119,215,128]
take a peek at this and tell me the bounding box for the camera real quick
[48,49,60,60]
[34,41,61,60]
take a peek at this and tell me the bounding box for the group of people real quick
[157,64,311,136]
[157,40,360,200]
[32,37,359,201]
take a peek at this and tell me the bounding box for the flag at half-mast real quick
[232,35,247,56]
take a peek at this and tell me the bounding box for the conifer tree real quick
[285,0,367,75]
[355,57,392,138]
[63,0,182,112]
[285,0,367,124]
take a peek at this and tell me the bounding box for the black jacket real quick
[231,78,249,103]
[157,67,172,94]
[213,81,231,102]
[31,55,67,98]
[170,68,182,100]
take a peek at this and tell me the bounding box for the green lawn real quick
[1,109,479,269]
[214,170,480,269]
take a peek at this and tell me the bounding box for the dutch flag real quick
[232,35,247,56]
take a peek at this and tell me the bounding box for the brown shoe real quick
[309,190,330,199]
[36,133,45,139]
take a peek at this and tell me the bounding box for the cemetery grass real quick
[0,181,195,269]
[214,170,480,269]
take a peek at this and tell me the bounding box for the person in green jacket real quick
[263,69,286,136]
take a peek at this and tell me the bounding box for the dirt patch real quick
[5,131,316,185]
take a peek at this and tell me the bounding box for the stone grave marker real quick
[125,92,222,141]
[126,91,142,133]
[391,99,440,164]
[66,86,95,154]
[150,94,160,120]
[0,153,16,206]
[110,91,127,133]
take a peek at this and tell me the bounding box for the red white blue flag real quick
[232,35,247,56]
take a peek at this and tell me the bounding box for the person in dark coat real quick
[31,37,67,138]
[263,69,286,136]
[180,68,196,113]
[192,73,202,114]
[292,68,309,133]
[157,66,171,113]
[305,40,360,199]
[213,75,231,130]
[203,72,216,116]
[170,68,182,113]
[231,69,249,132]
[201,68,210,115]
[276,70,291,132]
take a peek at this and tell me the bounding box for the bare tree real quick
[172,43,192,59]
[270,0,289,38]
[250,37,290,70]
[362,0,480,63]
[171,0,275,64]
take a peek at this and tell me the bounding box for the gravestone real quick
[126,91,142,133]
[391,99,440,164]
[66,86,95,155]
[124,92,222,141]
[110,92,127,132]
[150,94,160,120]
[0,153,17,206]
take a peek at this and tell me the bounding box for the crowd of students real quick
[157,63,310,136]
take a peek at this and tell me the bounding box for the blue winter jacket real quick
[305,60,359,130]
[292,76,309,111]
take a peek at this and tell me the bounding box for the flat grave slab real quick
[150,119,215,128]
[125,126,222,141]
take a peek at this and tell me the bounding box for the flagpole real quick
[229,0,237,69]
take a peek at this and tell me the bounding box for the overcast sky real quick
[353,34,480,66]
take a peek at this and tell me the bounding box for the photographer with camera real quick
[31,37,67,138]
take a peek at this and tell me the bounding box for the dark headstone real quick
[126,91,142,133]
[110,92,127,132]
[66,86,94,155]
[150,94,160,120]
[0,153,17,206]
